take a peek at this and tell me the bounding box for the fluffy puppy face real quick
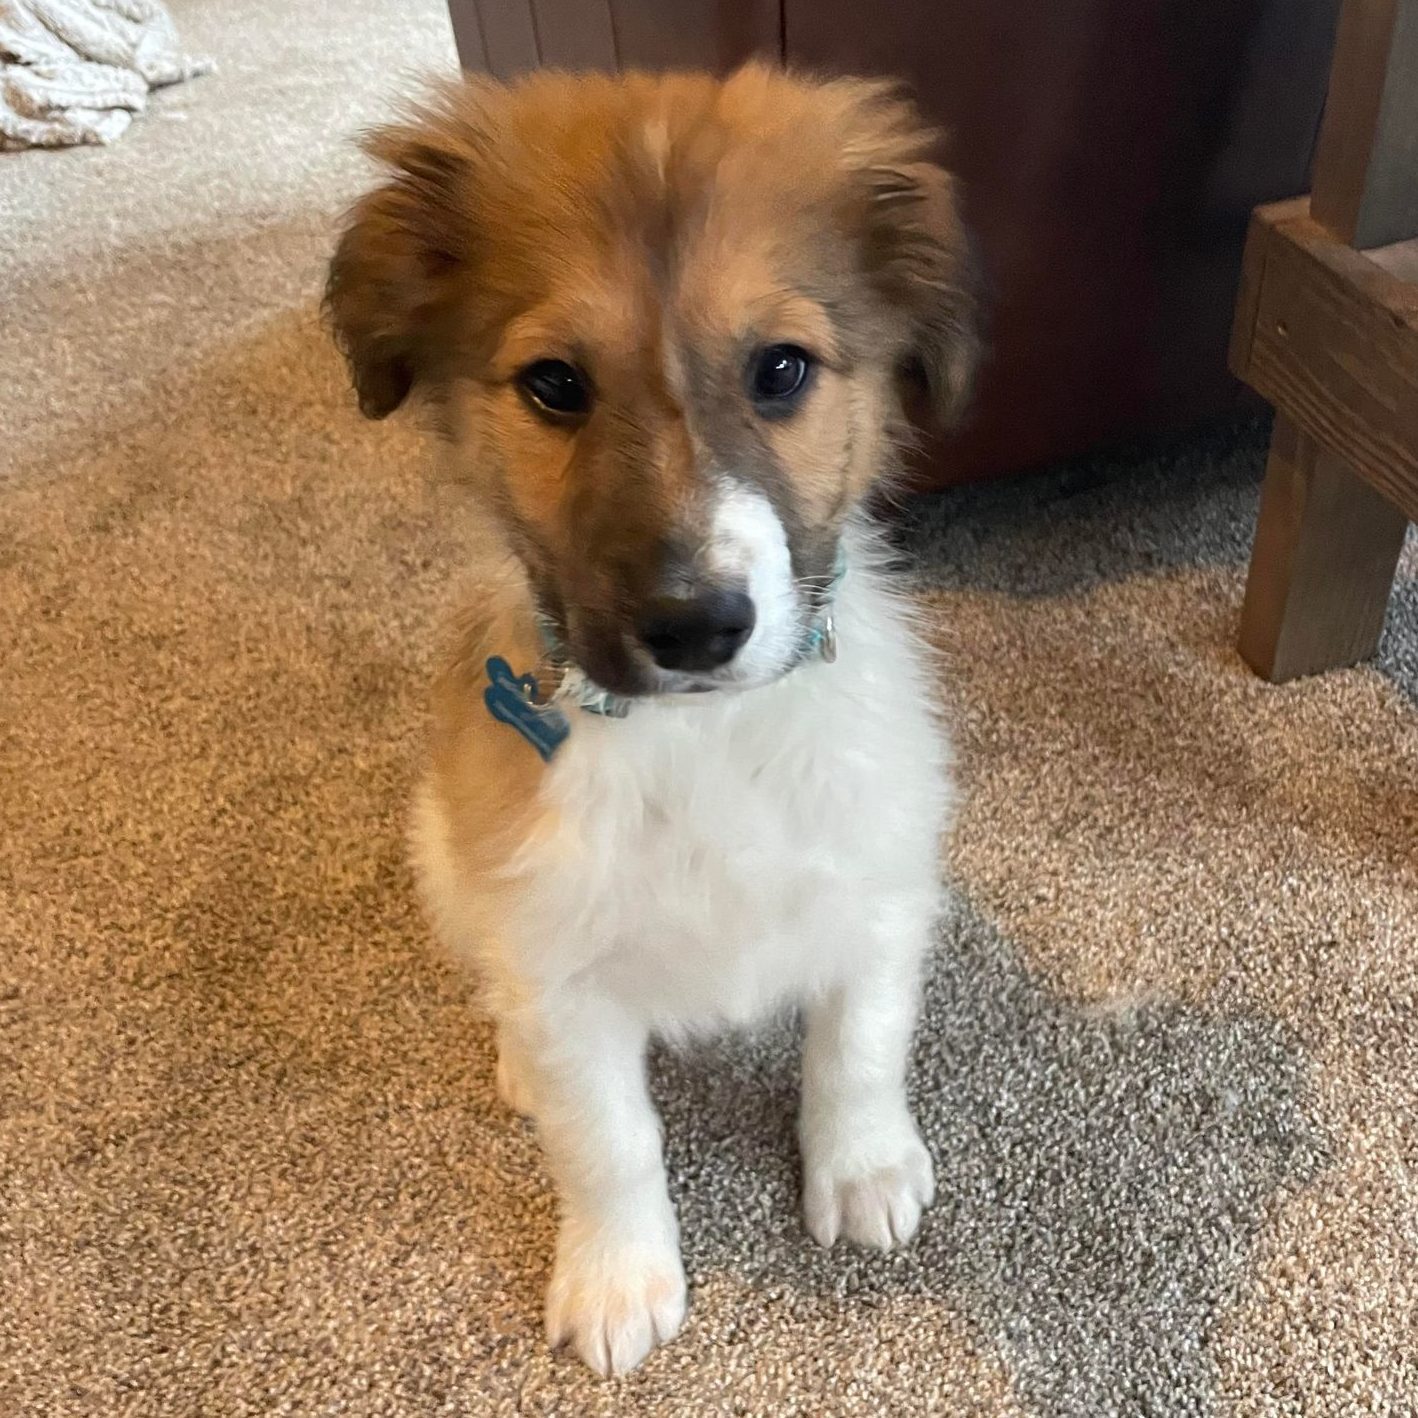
[327,65,977,698]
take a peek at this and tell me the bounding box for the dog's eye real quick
[748,344,813,412]
[517,360,591,419]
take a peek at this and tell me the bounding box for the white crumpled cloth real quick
[0,0,210,150]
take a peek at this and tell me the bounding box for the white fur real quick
[412,521,954,1376]
[701,482,800,685]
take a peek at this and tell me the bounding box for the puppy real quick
[326,65,977,1377]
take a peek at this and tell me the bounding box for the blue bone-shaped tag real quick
[483,656,570,762]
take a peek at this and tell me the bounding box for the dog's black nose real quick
[636,590,756,672]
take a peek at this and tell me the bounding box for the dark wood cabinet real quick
[449,1,778,77]
[447,1,1340,486]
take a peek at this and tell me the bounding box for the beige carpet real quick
[3,2,1416,1413]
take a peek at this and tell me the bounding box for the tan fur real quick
[426,601,549,881]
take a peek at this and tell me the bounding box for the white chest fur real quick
[413,546,954,1040]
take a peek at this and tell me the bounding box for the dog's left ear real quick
[840,85,983,429]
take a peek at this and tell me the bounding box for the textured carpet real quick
[3,2,1416,1414]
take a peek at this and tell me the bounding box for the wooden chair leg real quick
[1238,415,1409,682]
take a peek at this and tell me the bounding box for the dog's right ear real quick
[324,96,481,419]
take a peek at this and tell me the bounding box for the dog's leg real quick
[494,1020,537,1116]
[799,927,935,1251]
[525,992,685,1377]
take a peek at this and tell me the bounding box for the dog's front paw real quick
[545,1233,687,1376]
[803,1127,935,1251]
